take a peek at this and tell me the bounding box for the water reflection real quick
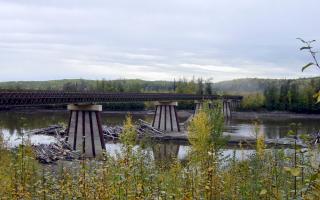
[1,129,57,148]
[0,111,154,133]
[105,142,181,163]
[1,111,319,167]
[1,111,320,147]
[152,143,180,164]
[104,142,256,164]
[226,118,320,139]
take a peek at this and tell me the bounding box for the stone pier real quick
[67,104,106,157]
[152,101,180,132]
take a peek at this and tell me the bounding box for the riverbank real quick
[233,111,320,120]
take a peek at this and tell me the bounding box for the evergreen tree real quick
[204,78,213,95]
[196,78,204,95]
[264,84,279,110]
[279,82,289,110]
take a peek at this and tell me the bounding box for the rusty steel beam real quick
[0,91,243,106]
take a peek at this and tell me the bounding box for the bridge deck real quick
[0,91,242,106]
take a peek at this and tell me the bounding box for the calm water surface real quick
[0,111,319,161]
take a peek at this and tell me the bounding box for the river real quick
[0,110,319,161]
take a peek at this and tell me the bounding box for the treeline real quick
[264,79,320,113]
[0,79,174,92]
[0,78,214,94]
[63,78,214,95]
[241,78,320,113]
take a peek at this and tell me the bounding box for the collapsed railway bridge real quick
[0,91,243,157]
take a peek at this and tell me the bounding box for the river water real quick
[0,111,319,161]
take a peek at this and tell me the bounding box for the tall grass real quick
[0,109,319,199]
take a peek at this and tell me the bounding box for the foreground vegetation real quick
[0,103,319,199]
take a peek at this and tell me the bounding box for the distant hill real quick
[0,79,175,92]
[212,77,320,94]
[0,79,88,90]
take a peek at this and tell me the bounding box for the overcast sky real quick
[0,0,319,82]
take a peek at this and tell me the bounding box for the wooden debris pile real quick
[30,121,166,163]
[136,119,164,135]
[103,119,164,140]
[103,126,123,140]
[27,125,79,164]
[33,139,81,164]
[26,125,65,136]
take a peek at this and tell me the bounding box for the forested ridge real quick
[1,77,319,93]
[0,79,174,92]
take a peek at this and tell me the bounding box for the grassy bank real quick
[0,103,319,199]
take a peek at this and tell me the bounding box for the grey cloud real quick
[0,0,319,82]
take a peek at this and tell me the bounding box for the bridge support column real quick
[230,100,235,112]
[67,104,106,158]
[194,100,216,115]
[237,100,241,109]
[194,100,204,115]
[152,101,180,132]
[223,100,231,119]
[194,100,232,118]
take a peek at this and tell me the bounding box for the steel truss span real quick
[0,91,243,106]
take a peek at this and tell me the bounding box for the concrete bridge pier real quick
[152,101,180,132]
[194,100,204,115]
[230,100,236,112]
[237,100,241,109]
[223,100,231,119]
[231,100,240,111]
[67,104,106,158]
[194,100,234,119]
[194,100,216,114]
